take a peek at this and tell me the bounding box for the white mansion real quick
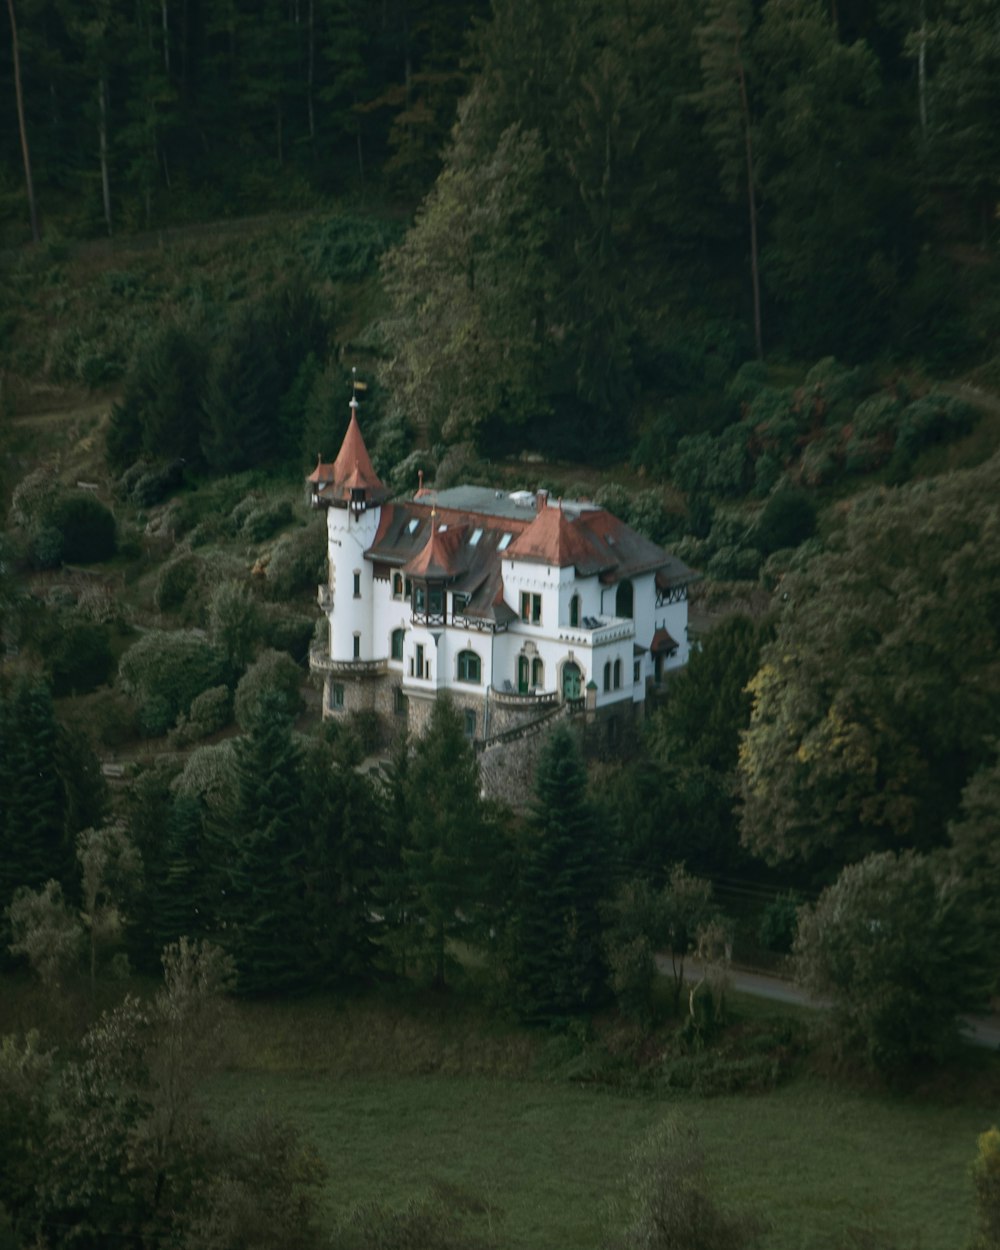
[308,399,696,742]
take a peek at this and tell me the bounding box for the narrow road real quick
[666,957,1000,1051]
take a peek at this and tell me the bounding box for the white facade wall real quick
[321,509,690,724]
[325,505,380,662]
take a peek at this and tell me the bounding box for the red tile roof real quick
[306,403,389,505]
[403,521,467,580]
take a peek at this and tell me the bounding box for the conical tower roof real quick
[306,398,390,507]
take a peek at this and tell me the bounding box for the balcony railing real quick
[309,645,387,678]
[490,685,560,709]
[557,616,634,647]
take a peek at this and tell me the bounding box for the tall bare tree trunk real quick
[99,70,112,235]
[162,0,170,75]
[737,56,763,360]
[7,0,40,242]
[917,0,928,139]
[307,0,315,139]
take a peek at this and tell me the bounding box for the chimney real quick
[536,489,549,511]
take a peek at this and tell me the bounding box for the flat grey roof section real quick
[411,485,599,521]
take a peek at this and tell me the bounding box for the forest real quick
[2,0,1000,1248]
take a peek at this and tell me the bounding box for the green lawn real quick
[206,1068,987,1249]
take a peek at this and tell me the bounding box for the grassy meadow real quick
[204,990,995,1250]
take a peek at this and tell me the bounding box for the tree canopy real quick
[740,455,1000,872]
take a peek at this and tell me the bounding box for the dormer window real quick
[470,528,483,546]
[407,518,420,535]
[498,533,512,551]
[350,486,367,514]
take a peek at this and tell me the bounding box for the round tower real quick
[307,395,391,665]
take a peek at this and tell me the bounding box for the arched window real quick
[531,657,544,688]
[392,572,404,599]
[615,579,634,619]
[457,650,481,684]
[613,658,622,689]
[518,655,530,694]
[391,628,405,661]
[569,594,581,627]
[603,661,611,692]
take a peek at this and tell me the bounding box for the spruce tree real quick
[301,736,380,987]
[0,678,71,915]
[514,724,607,1020]
[215,692,309,995]
[403,696,491,987]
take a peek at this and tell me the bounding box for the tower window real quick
[391,628,405,661]
[353,571,361,598]
[353,634,361,659]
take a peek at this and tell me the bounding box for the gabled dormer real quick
[403,517,466,625]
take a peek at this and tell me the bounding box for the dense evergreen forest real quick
[3,2,1000,1247]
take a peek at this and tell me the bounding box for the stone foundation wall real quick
[478,708,579,808]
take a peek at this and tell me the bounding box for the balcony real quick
[309,644,387,679]
[557,615,634,647]
[491,684,560,710]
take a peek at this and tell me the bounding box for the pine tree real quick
[0,678,71,916]
[513,724,607,1020]
[301,736,381,986]
[402,695,490,987]
[214,692,308,995]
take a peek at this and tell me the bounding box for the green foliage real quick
[514,724,607,1019]
[740,457,1000,869]
[0,677,73,913]
[756,892,801,956]
[794,850,993,1078]
[6,880,83,987]
[45,614,115,696]
[971,1128,1000,1250]
[234,649,303,730]
[212,694,310,994]
[263,519,327,600]
[155,551,202,612]
[42,492,117,565]
[209,580,263,671]
[119,630,230,732]
[607,1119,765,1250]
[753,487,817,556]
[398,697,499,987]
[107,320,208,471]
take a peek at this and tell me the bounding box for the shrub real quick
[261,609,317,662]
[263,520,326,600]
[119,630,229,729]
[188,684,232,735]
[240,500,294,542]
[154,553,201,612]
[756,892,802,955]
[48,618,114,696]
[234,649,303,729]
[754,489,817,556]
[130,460,185,508]
[45,492,117,564]
[173,684,232,745]
[705,545,762,582]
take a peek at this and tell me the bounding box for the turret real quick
[309,393,389,664]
